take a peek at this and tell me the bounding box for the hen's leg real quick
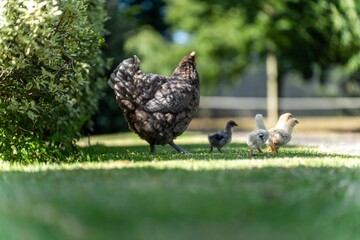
[169,141,188,154]
[217,147,222,153]
[257,148,263,155]
[209,146,213,153]
[150,144,156,154]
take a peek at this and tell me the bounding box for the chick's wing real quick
[215,131,227,141]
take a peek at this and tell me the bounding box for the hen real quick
[108,51,200,154]
[247,114,269,156]
[266,117,299,153]
[208,120,238,153]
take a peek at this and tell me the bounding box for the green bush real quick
[0,0,108,162]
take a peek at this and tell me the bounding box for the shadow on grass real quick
[79,142,352,162]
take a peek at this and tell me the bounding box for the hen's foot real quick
[169,141,189,154]
[150,144,156,154]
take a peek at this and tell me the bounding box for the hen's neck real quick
[172,64,198,81]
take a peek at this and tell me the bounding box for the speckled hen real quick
[108,51,200,154]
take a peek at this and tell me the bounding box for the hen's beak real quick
[190,51,196,57]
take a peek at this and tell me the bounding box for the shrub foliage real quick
[0,0,108,162]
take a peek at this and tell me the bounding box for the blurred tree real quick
[123,0,360,123]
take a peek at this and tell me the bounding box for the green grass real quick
[0,132,360,240]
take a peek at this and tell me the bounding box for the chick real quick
[274,113,293,129]
[208,120,238,153]
[265,112,294,153]
[266,117,299,153]
[246,114,269,156]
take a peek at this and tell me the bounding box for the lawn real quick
[0,132,359,240]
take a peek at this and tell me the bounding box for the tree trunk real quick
[266,52,279,126]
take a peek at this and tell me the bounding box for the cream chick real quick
[266,117,299,153]
[274,113,293,130]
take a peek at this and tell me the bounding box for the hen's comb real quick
[190,51,196,57]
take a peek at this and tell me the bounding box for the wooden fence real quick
[199,96,360,111]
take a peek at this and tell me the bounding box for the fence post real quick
[266,52,279,126]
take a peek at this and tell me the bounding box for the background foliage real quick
[95,0,360,134]
[124,0,360,92]
[0,0,108,162]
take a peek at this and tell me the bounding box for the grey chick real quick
[208,120,238,153]
[266,117,299,153]
[108,51,199,154]
[247,114,269,156]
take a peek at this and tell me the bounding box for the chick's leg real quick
[272,140,278,153]
[266,145,273,153]
[209,146,213,153]
[169,141,188,154]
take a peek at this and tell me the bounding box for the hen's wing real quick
[109,55,169,108]
[144,80,197,113]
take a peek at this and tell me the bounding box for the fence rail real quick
[200,97,360,110]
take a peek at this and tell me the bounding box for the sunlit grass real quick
[1,132,360,240]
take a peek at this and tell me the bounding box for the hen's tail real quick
[108,55,140,89]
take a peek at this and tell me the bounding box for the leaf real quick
[27,110,38,121]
